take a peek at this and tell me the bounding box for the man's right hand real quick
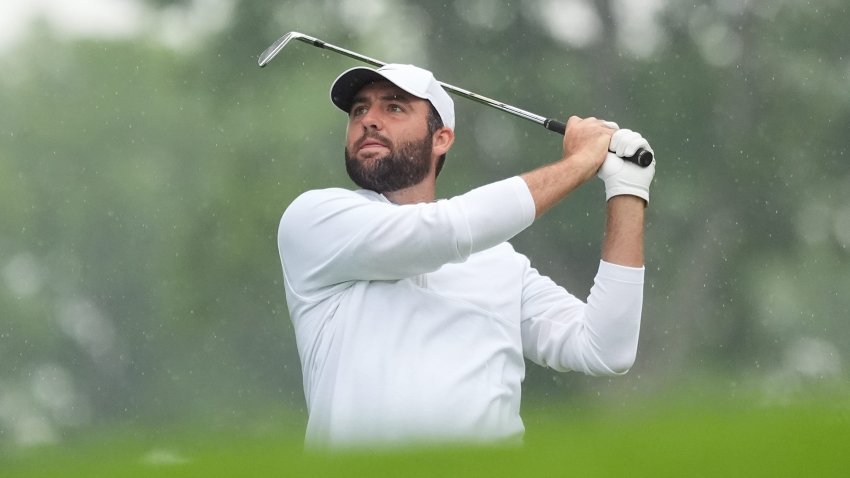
[561,116,617,184]
[521,115,618,218]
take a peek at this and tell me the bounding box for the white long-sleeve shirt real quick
[277,176,644,449]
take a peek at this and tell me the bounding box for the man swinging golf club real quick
[277,63,656,449]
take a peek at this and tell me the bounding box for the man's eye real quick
[388,104,404,112]
[351,106,367,117]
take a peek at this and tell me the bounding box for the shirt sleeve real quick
[520,260,644,376]
[278,176,536,300]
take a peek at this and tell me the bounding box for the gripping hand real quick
[597,128,656,204]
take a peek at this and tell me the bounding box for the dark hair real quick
[427,103,447,177]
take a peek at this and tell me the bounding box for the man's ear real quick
[432,127,454,156]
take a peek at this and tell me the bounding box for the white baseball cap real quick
[330,63,455,130]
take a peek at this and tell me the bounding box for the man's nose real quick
[360,108,383,131]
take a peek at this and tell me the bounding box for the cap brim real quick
[330,67,387,113]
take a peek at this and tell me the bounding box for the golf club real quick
[259,32,653,167]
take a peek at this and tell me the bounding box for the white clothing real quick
[277,176,644,449]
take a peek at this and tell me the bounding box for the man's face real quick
[344,81,434,193]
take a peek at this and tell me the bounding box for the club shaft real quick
[265,34,549,126]
[259,32,653,167]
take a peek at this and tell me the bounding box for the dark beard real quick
[344,132,433,194]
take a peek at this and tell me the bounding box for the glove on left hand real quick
[597,128,656,204]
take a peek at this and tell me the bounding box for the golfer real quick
[277,63,656,449]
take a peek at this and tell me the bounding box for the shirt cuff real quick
[507,175,537,226]
[450,176,537,255]
[598,259,645,284]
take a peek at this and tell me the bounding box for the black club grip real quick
[544,119,653,167]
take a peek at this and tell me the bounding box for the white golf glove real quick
[597,128,656,204]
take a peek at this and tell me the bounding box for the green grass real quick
[2,397,848,477]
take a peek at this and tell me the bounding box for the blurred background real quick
[1,0,848,459]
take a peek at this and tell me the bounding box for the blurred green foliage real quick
[1,0,848,458]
